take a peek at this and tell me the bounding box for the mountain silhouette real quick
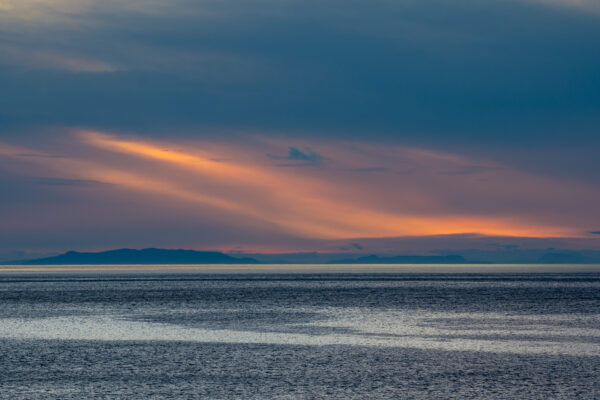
[17,248,259,265]
[537,252,591,264]
[328,254,485,264]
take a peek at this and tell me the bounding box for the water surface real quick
[1,267,599,399]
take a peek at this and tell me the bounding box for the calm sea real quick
[1,267,599,399]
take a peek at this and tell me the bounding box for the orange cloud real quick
[76,131,584,239]
[0,132,592,241]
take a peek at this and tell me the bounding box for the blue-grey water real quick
[1,268,599,399]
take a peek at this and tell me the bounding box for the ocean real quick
[1,267,599,399]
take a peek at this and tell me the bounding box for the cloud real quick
[439,165,503,175]
[0,0,598,150]
[286,147,323,162]
[16,153,65,158]
[531,0,600,14]
[1,130,596,246]
[1,0,598,255]
[351,167,391,173]
[31,53,119,73]
[590,231,600,235]
[0,43,120,73]
[33,177,111,186]
[268,146,323,165]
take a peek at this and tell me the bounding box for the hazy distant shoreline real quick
[5,248,600,266]
[1,264,600,274]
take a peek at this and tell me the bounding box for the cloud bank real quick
[1,130,598,254]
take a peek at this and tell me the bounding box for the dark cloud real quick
[0,0,598,150]
[33,178,112,187]
[350,242,363,250]
[285,147,323,162]
[590,231,600,235]
[268,146,323,165]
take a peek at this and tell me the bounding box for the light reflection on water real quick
[1,270,599,399]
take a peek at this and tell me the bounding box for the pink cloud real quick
[2,129,598,252]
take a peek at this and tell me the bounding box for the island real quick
[327,254,486,264]
[12,248,259,265]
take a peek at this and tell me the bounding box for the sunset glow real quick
[0,130,595,253]
[1,0,598,260]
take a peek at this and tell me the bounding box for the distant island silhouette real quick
[4,249,599,265]
[327,254,487,264]
[536,252,592,264]
[14,248,259,265]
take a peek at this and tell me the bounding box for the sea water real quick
[0,268,599,399]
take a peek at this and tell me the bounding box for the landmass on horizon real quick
[4,248,600,265]
[8,249,259,265]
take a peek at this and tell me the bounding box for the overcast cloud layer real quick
[1,0,599,257]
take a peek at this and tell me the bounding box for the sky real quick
[1,0,599,260]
